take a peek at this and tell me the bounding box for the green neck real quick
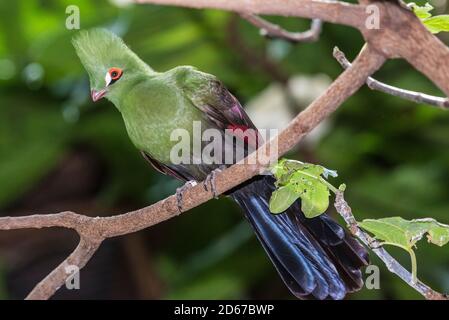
[106,71,157,111]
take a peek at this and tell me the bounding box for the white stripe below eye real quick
[105,72,112,86]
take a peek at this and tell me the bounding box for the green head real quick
[72,28,153,104]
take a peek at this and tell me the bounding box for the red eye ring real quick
[108,67,123,81]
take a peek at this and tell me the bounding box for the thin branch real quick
[334,191,448,300]
[333,47,449,109]
[26,237,101,300]
[0,45,385,300]
[240,13,322,43]
[0,211,91,232]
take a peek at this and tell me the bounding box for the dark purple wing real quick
[179,67,261,148]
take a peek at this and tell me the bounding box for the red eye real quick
[108,67,123,81]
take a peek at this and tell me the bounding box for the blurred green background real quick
[1,0,449,299]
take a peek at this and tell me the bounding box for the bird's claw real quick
[203,166,226,199]
[176,180,197,214]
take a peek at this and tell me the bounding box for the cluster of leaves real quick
[270,158,449,284]
[409,2,449,34]
[269,159,339,217]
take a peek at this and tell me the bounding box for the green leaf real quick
[408,2,433,20]
[359,217,449,282]
[422,15,449,34]
[300,186,330,218]
[411,218,449,246]
[269,185,299,214]
[360,217,449,248]
[269,159,335,218]
[289,167,330,218]
[359,217,418,250]
[408,2,449,34]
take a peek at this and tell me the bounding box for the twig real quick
[334,191,448,300]
[0,45,385,300]
[333,47,449,109]
[240,13,322,43]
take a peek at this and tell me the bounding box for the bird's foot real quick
[203,166,226,199]
[176,180,197,214]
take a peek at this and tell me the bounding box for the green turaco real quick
[73,28,368,299]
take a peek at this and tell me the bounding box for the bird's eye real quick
[105,67,123,86]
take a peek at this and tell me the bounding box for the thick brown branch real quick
[360,1,449,96]
[334,192,448,300]
[240,13,322,42]
[0,45,385,300]
[333,47,449,109]
[135,0,367,29]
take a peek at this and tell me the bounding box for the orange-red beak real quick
[91,89,107,102]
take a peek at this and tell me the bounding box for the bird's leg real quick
[203,166,226,199]
[176,180,197,214]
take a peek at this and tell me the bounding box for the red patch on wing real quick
[227,124,260,148]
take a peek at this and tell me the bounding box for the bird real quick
[73,28,369,300]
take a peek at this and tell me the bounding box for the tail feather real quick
[297,212,369,292]
[231,176,368,300]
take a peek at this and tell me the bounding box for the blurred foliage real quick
[0,0,449,300]
[0,260,7,299]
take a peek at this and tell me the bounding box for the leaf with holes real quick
[270,159,335,218]
[359,217,449,282]
[288,165,330,218]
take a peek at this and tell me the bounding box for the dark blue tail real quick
[231,176,368,300]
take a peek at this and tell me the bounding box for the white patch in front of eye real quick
[105,72,112,86]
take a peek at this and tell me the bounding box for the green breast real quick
[119,76,205,164]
